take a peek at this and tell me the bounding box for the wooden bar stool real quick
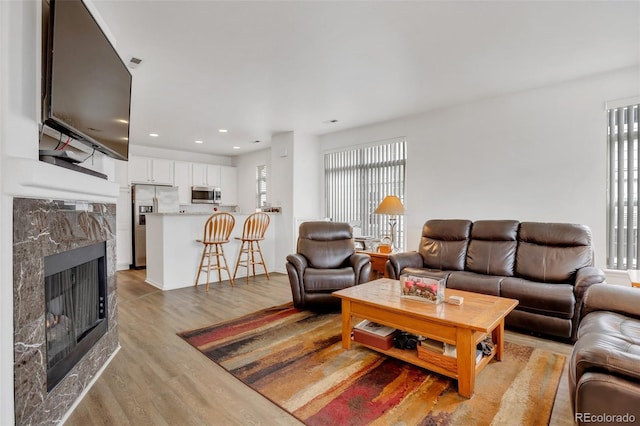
[233,212,270,283]
[195,212,235,291]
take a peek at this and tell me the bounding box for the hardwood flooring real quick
[65,270,575,425]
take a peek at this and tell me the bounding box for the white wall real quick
[270,132,295,273]
[234,148,270,213]
[320,66,640,268]
[292,133,321,221]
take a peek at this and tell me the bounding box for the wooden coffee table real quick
[333,278,518,398]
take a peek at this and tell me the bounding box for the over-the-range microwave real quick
[191,186,222,204]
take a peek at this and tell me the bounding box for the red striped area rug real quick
[178,304,565,425]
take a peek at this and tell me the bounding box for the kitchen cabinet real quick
[220,165,237,206]
[192,163,221,187]
[129,156,174,185]
[173,161,192,204]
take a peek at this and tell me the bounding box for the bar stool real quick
[195,212,235,291]
[233,212,270,283]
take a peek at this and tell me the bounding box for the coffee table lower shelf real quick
[352,339,496,382]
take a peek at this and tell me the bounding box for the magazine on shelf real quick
[419,338,444,353]
[353,320,397,337]
[443,343,484,364]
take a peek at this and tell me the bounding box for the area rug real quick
[178,304,565,425]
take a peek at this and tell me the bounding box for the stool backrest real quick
[202,212,235,243]
[242,212,270,240]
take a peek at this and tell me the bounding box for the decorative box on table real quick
[400,274,446,304]
[352,320,399,350]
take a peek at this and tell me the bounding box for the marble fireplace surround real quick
[13,198,119,425]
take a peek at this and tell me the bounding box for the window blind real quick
[324,139,406,249]
[256,165,267,208]
[608,103,640,269]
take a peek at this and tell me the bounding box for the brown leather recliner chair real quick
[286,221,371,309]
[569,284,640,424]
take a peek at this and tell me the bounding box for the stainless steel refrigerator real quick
[131,184,180,268]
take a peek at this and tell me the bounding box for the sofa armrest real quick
[350,253,372,283]
[386,251,423,279]
[574,266,607,316]
[582,283,640,320]
[286,254,308,282]
[286,254,308,308]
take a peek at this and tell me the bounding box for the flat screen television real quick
[42,0,131,161]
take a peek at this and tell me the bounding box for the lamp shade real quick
[374,195,405,215]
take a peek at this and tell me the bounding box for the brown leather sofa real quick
[287,221,371,309]
[569,284,640,424]
[387,219,606,340]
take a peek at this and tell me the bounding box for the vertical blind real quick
[324,139,406,249]
[608,103,640,269]
[256,165,267,208]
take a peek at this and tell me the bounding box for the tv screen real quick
[43,0,131,161]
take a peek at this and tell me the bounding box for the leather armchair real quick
[287,221,371,309]
[569,284,640,423]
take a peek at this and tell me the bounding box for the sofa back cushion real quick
[297,221,354,269]
[466,220,519,276]
[419,219,472,271]
[515,222,593,283]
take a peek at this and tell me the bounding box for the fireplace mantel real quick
[5,157,119,202]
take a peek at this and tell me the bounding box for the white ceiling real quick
[91,0,640,157]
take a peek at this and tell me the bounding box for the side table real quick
[358,250,391,279]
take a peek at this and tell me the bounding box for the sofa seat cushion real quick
[446,271,503,296]
[303,267,355,292]
[572,312,640,382]
[501,277,575,319]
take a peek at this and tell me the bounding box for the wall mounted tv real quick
[42,0,131,161]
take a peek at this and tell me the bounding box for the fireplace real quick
[13,198,118,425]
[44,242,108,391]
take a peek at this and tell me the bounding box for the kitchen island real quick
[145,212,277,290]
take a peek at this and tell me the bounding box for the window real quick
[607,102,640,269]
[324,139,407,249]
[256,165,267,208]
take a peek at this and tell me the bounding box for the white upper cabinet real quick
[192,163,221,187]
[129,156,174,185]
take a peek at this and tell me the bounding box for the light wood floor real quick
[65,270,575,425]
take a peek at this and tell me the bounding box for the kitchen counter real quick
[145,212,276,290]
[150,211,281,216]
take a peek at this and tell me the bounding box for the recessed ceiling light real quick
[149,133,159,137]
[233,146,240,150]
[253,140,261,144]
[195,140,203,144]
[219,129,228,133]
[323,119,339,124]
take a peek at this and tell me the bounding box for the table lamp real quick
[374,195,405,251]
